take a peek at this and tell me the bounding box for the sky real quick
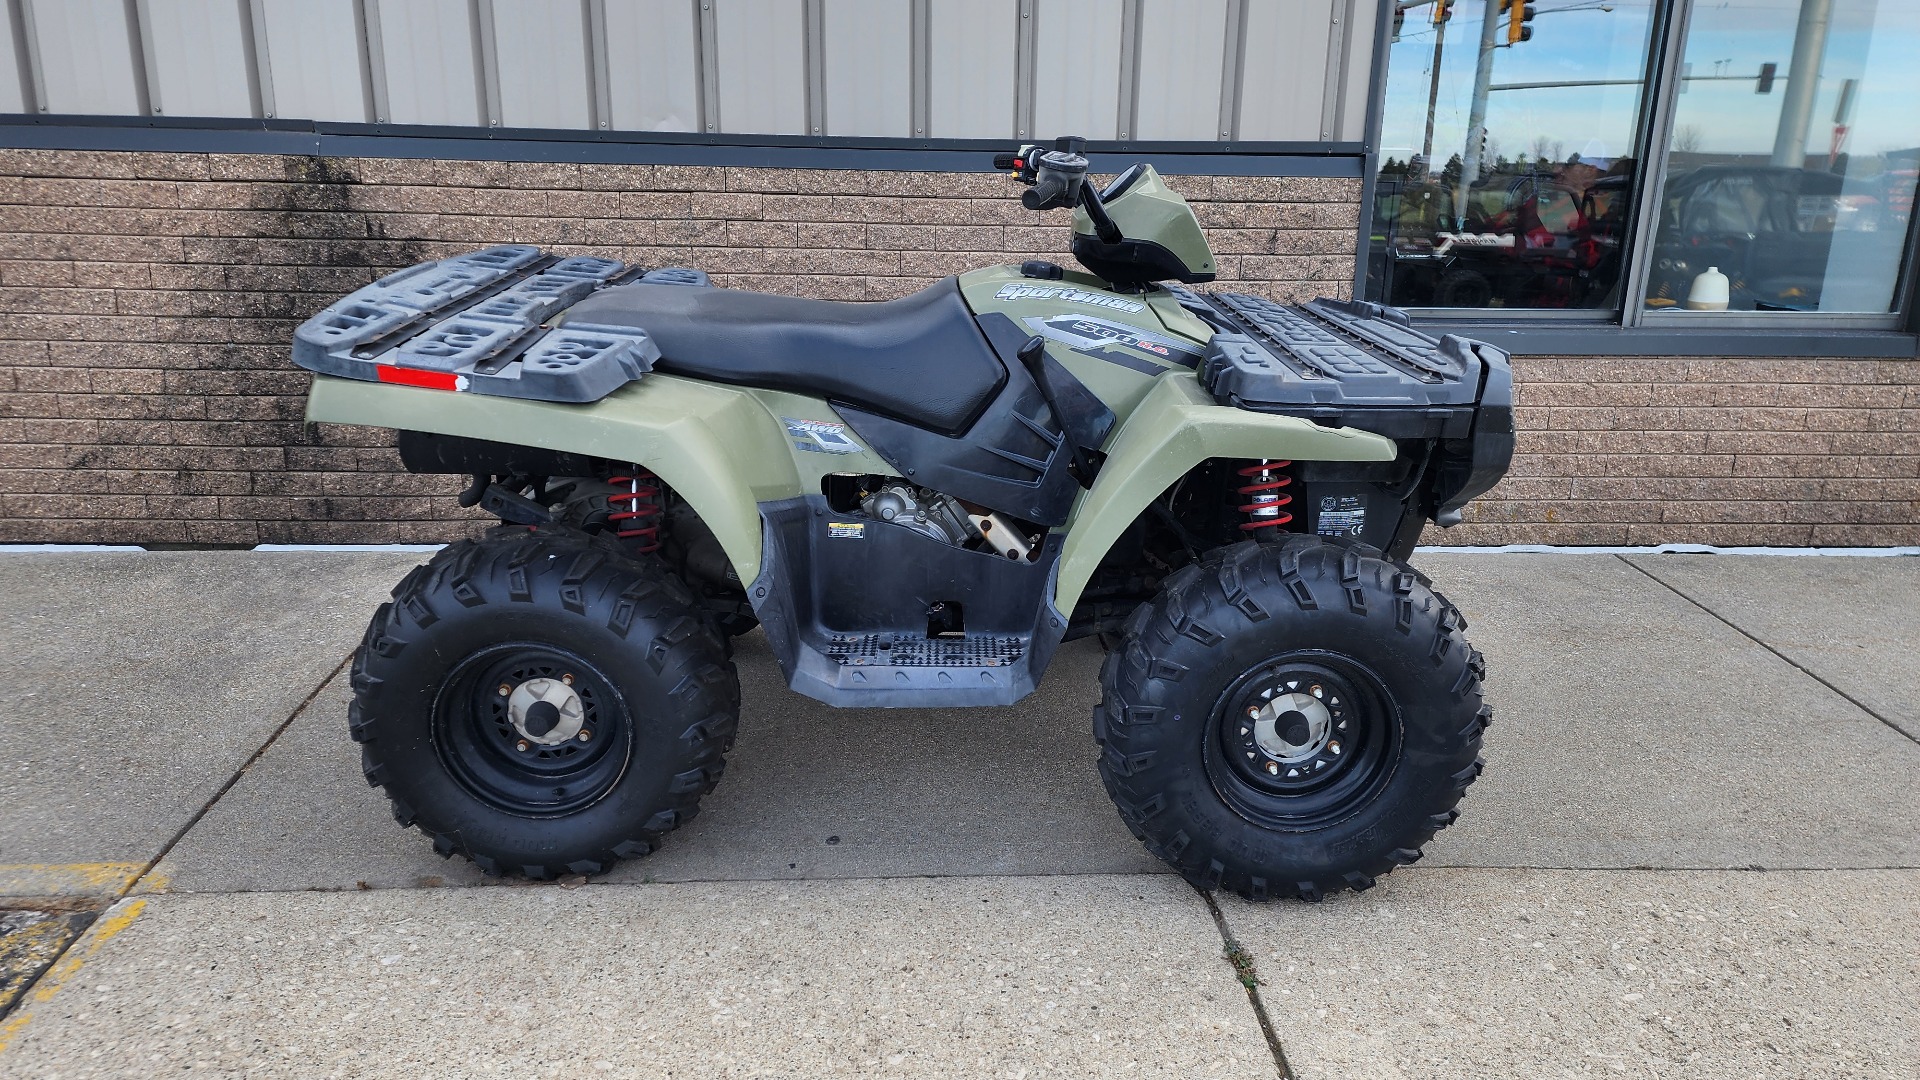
[1378,0,1920,169]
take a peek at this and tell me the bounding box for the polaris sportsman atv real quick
[294,137,1512,901]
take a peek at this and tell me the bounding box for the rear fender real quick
[305,373,850,583]
[1052,374,1397,613]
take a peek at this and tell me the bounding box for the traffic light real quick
[1756,62,1777,94]
[1504,0,1535,44]
[1433,1,1452,25]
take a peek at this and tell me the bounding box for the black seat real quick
[562,276,1006,434]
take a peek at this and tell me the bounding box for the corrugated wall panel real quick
[1237,0,1333,141]
[712,0,806,135]
[144,0,255,119]
[0,5,26,113]
[1133,0,1229,141]
[26,0,146,115]
[257,0,366,122]
[822,0,908,137]
[927,0,1016,140]
[601,0,699,132]
[1032,0,1122,141]
[490,0,593,129]
[374,0,483,127]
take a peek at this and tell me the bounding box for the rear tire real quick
[350,533,739,879]
[1094,537,1490,901]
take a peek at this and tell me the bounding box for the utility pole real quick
[1453,0,1504,226]
[1771,0,1832,168]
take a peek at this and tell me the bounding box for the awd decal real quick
[781,416,863,455]
[1022,314,1203,373]
[993,283,1145,313]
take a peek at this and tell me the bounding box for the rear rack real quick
[291,245,710,403]
[1189,291,1512,442]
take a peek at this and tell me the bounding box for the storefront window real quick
[1644,0,1920,314]
[1368,0,1658,311]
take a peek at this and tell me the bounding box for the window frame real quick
[1360,0,1920,341]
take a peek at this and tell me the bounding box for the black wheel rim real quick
[1203,652,1400,832]
[432,643,633,818]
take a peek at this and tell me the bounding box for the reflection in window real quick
[1646,0,1920,314]
[1367,1,1656,311]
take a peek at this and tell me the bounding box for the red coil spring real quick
[1235,460,1294,532]
[605,468,663,554]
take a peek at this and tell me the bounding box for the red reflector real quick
[376,364,461,391]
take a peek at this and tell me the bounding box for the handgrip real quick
[1021,173,1069,210]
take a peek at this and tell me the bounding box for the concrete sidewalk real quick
[0,550,1915,1078]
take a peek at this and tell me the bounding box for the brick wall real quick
[0,147,1914,547]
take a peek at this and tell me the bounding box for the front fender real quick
[1053,374,1397,613]
[306,373,794,582]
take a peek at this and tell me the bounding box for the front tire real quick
[1095,537,1490,901]
[350,533,740,879]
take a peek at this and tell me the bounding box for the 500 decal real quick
[992,283,1145,313]
[1022,314,1203,373]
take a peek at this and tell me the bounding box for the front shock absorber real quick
[604,467,663,554]
[1235,460,1294,533]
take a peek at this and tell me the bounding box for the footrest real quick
[291,245,707,404]
[825,634,1027,668]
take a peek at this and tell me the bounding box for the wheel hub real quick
[1227,669,1355,785]
[507,677,586,745]
[1251,693,1330,763]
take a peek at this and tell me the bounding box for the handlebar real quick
[994,135,1122,243]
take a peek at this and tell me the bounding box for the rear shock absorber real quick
[604,467,663,554]
[1235,459,1294,533]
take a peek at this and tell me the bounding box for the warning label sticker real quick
[827,521,866,539]
[1316,495,1367,538]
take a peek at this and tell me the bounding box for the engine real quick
[851,480,1036,562]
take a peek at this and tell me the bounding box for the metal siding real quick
[712,0,806,135]
[1236,0,1332,141]
[257,0,365,122]
[927,0,1015,139]
[375,0,483,127]
[27,0,145,115]
[601,0,699,132]
[144,0,255,118]
[1132,0,1228,141]
[0,5,24,113]
[822,0,908,136]
[491,0,593,129]
[1032,0,1122,141]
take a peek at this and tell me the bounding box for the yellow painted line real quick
[0,863,148,898]
[0,898,147,1055]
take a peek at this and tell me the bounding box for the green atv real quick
[295,137,1512,901]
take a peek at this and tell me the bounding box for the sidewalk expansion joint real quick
[1619,557,1919,747]
[0,649,353,1036]
[1194,885,1294,1080]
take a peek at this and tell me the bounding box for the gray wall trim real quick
[803,0,824,135]
[695,0,719,133]
[585,0,610,130]
[474,0,501,128]
[0,116,1366,175]
[243,0,273,119]
[360,0,389,124]
[1217,0,1246,141]
[1422,322,1919,360]
[1350,0,1392,300]
[7,0,39,114]
[127,0,156,116]
[1116,0,1141,141]
[1013,0,1035,140]
[1316,0,1344,141]
[909,0,929,138]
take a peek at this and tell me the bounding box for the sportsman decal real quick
[992,283,1146,313]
